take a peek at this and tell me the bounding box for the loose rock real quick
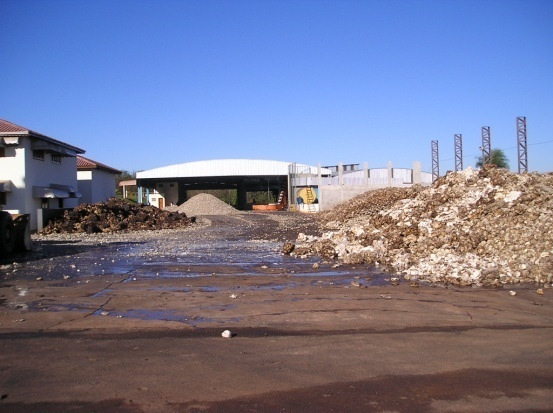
[41,198,193,234]
[290,166,553,286]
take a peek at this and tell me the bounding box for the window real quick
[0,192,6,205]
[33,150,45,161]
[169,183,174,187]
[58,198,64,208]
[158,183,164,188]
[51,154,61,164]
[0,147,5,157]
[41,198,49,209]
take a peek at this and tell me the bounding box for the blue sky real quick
[1,0,552,173]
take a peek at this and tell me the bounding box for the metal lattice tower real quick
[481,126,491,166]
[431,140,439,182]
[516,116,528,173]
[454,134,463,171]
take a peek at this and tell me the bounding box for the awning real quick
[31,140,77,157]
[119,180,137,186]
[32,186,70,199]
[0,180,12,192]
[51,183,82,198]
[2,137,20,146]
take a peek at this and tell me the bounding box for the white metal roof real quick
[137,159,329,179]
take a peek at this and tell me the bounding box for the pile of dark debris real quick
[40,198,193,234]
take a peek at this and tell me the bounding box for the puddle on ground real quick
[199,286,219,292]
[95,309,240,326]
[27,301,91,313]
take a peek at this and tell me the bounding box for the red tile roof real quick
[0,118,85,154]
[0,119,27,133]
[77,155,122,174]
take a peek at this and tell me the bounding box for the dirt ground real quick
[1,213,552,412]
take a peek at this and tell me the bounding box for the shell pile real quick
[290,166,553,286]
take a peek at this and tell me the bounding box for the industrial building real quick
[136,159,432,212]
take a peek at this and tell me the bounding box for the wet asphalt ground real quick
[0,212,552,412]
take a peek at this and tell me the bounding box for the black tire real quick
[14,214,32,252]
[0,212,16,257]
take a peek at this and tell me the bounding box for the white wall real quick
[1,144,26,214]
[78,169,116,204]
[155,182,178,206]
[91,169,116,203]
[77,170,93,204]
[2,136,80,230]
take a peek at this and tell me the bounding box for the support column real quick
[431,140,439,182]
[177,182,187,205]
[317,163,322,186]
[338,162,343,186]
[237,180,247,210]
[363,162,369,186]
[517,116,528,173]
[412,161,421,185]
[387,161,393,187]
[454,134,463,171]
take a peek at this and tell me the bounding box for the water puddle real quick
[199,286,219,292]
[27,301,90,312]
[96,309,240,326]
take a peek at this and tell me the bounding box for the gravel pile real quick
[41,198,193,234]
[289,166,553,286]
[168,193,241,216]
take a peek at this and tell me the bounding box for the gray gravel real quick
[167,193,242,216]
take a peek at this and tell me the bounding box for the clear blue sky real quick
[1,0,552,173]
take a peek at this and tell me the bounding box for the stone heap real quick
[41,198,193,234]
[289,166,553,286]
[167,193,241,216]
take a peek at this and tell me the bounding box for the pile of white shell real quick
[292,166,553,286]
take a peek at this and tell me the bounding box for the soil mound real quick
[173,193,241,216]
[41,198,192,234]
[291,166,553,286]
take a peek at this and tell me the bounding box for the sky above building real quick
[1,0,552,173]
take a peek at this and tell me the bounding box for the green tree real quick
[115,170,137,200]
[476,149,509,169]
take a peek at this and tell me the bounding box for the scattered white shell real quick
[221,330,232,338]
[509,290,517,296]
[229,294,238,299]
[100,311,110,316]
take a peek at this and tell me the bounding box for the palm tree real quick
[476,149,509,169]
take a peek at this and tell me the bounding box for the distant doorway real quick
[158,198,164,209]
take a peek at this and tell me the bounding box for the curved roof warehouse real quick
[136,158,430,211]
[136,159,327,208]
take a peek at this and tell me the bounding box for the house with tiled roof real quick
[0,119,85,231]
[77,155,121,204]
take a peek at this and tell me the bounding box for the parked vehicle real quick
[0,208,31,257]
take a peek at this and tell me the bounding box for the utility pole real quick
[516,116,528,173]
[481,127,491,166]
[454,134,463,171]
[431,140,439,182]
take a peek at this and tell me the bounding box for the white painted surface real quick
[137,159,327,179]
[1,136,80,230]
